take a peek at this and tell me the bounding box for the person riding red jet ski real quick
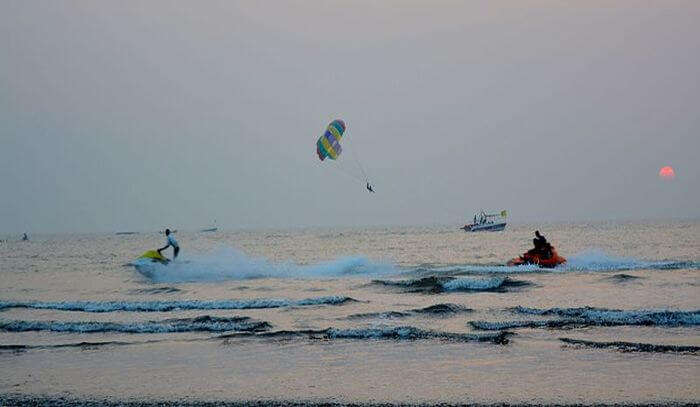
[507,230,566,268]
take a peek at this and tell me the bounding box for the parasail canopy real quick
[316,119,346,161]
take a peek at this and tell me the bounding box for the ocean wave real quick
[371,276,528,293]
[442,277,525,291]
[220,327,512,344]
[602,273,643,283]
[411,303,473,314]
[559,337,700,354]
[470,319,580,330]
[512,306,700,326]
[562,249,697,272]
[426,264,543,275]
[470,307,700,330]
[347,303,473,320]
[0,315,271,334]
[128,287,183,295]
[131,248,395,283]
[0,296,355,313]
[419,251,698,275]
[346,311,411,320]
[0,340,152,353]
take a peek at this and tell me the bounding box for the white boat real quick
[462,210,507,232]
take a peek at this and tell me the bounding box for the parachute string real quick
[326,159,365,184]
[349,146,369,182]
[343,128,370,185]
[316,119,373,190]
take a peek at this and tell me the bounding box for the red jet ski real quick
[507,246,566,268]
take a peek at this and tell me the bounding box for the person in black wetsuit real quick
[533,230,552,259]
[366,182,374,193]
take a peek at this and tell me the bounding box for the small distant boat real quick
[116,232,138,235]
[462,210,507,232]
[201,220,218,233]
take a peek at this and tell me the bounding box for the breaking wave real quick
[442,277,526,291]
[130,249,696,284]
[347,303,473,320]
[513,306,700,326]
[130,248,395,283]
[371,276,529,293]
[559,337,700,354]
[0,315,271,334]
[421,264,543,275]
[0,296,355,313]
[470,307,700,330]
[219,326,511,344]
[0,340,160,353]
[562,250,697,272]
[411,303,473,314]
[417,251,698,276]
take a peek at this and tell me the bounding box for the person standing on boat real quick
[158,229,179,259]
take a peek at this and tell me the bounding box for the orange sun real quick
[659,166,675,180]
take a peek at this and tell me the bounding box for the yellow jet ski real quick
[138,250,170,265]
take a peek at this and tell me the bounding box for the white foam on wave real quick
[324,326,507,342]
[562,249,686,271]
[514,306,700,326]
[429,264,543,274]
[442,277,507,291]
[0,315,270,334]
[423,250,696,275]
[0,296,353,313]
[131,247,394,283]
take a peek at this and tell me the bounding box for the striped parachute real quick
[315,119,373,191]
[316,119,346,161]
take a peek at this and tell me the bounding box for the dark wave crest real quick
[0,296,355,313]
[0,340,154,353]
[560,337,700,354]
[371,276,529,293]
[346,311,411,320]
[128,287,183,295]
[470,307,700,330]
[512,306,700,326]
[411,303,473,314]
[348,303,473,320]
[0,315,271,334]
[602,274,643,283]
[219,326,512,344]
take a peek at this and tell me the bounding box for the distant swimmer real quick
[158,229,179,259]
[366,182,375,193]
[22,233,29,241]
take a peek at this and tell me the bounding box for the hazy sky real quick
[2,1,699,233]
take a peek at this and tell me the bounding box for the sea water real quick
[0,221,698,404]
